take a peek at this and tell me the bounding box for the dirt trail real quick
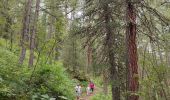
[79,87,101,100]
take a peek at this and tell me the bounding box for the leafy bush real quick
[30,62,75,100]
[0,48,30,99]
[0,47,75,100]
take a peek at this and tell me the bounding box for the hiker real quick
[86,86,90,96]
[89,81,95,93]
[75,84,82,100]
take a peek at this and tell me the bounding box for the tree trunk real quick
[126,0,139,100]
[103,69,109,95]
[47,0,55,40]
[10,30,13,51]
[86,43,92,74]
[103,2,120,100]
[47,18,53,39]
[19,0,33,65]
[157,45,163,64]
[46,0,56,63]
[29,0,40,67]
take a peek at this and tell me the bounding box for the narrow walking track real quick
[79,87,101,100]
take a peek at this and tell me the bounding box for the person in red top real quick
[89,81,95,93]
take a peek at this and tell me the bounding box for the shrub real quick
[0,47,75,100]
[0,48,30,99]
[30,62,75,100]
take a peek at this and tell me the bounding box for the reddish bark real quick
[126,1,139,100]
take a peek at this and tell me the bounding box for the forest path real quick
[79,87,102,100]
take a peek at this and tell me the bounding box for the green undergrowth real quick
[91,93,112,100]
[0,47,75,100]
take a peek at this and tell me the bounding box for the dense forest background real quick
[0,0,170,100]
